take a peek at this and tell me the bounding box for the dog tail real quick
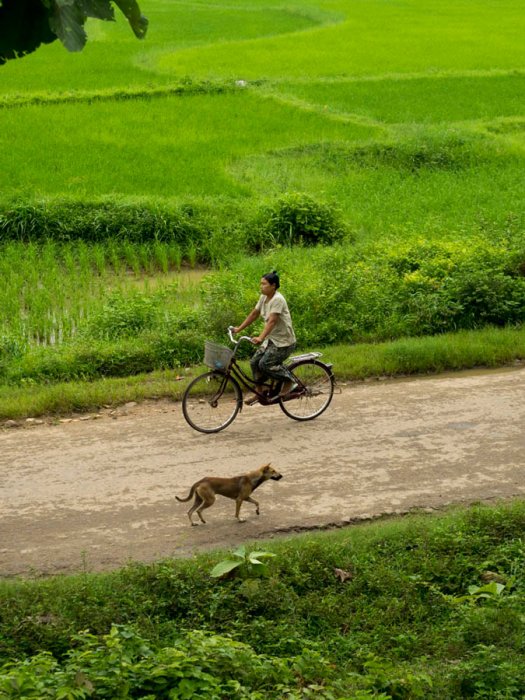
[176,485,196,503]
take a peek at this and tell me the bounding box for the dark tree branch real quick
[0,0,147,64]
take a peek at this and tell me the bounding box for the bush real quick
[2,232,525,385]
[250,192,347,250]
[0,625,343,699]
[0,199,206,246]
[84,292,158,341]
[201,236,525,349]
[2,504,525,697]
[390,241,525,334]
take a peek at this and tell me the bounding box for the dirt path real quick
[1,366,525,578]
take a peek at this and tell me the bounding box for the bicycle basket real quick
[204,340,234,370]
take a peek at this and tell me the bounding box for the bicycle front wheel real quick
[279,360,334,421]
[182,371,242,433]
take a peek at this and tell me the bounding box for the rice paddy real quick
[0,0,524,392]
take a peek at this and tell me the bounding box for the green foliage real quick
[1,326,524,419]
[203,236,525,349]
[251,193,347,251]
[447,644,525,698]
[210,545,276,579]
[84,291,157,340]
[5,333,202,383]
[0,200,206,246]
[0,333,25,360]
[1,234,525,385]
[0,624,342,699]
[2,503,525,697]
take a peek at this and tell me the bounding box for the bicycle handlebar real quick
[227,325,254,345]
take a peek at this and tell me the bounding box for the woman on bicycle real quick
[232,271,297,404]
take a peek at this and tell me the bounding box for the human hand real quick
[251,336,263,345]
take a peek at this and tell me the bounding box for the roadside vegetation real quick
[1,501,525,697]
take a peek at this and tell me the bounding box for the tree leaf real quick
[112,0,148,39]
[248,563,268,577]
[232,545,246,560]
[210,560,242,578]
[248,551,276,564]
[49,0,87,52]
[79,0,115,21]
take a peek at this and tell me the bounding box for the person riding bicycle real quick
[232,271,297,405]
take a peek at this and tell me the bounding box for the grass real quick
[0,0,523,230]
[0,241,203,344]
[1,500,525,696]
[0,92,376,199]
[0,1,330,94]
[157,0,525,79]
[1,326,524,420]
[270,73,525,125]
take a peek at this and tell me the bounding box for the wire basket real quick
[204,340,234,370]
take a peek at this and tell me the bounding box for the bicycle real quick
[182,326,335,433]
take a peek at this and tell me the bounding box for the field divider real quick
[257,87,386,130]
[0,79,241,110]
[266,67,525,86]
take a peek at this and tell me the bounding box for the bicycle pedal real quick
[279,389,304,402]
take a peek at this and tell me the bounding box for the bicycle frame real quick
[213,353,277,405]
[218,327,314,404]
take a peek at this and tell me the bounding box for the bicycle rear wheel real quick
[279,360,334,421]
[182,371,242,433]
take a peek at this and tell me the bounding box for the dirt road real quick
[1,366,525,578]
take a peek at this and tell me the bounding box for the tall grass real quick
[0,241,204,346]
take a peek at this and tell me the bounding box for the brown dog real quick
[176,463,282,525]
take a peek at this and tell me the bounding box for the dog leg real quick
[194,486,215,524]
[235,497,250,522]
[244,496,260,515]
[187,495,203,526]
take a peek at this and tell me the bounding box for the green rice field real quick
[0,0,524,392]
[2,0,524,217]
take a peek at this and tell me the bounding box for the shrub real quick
[0,624,343,699]
[0,199,206,246]
[84,292,158,341]
[250,192,347,250]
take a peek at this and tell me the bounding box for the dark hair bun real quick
[262,270,280,289]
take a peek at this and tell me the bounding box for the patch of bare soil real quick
[1,366,525,578]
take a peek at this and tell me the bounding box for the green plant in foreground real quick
[0,624,344,699]
[2,503,525,696]
[210,545,276,578]
[450,581,506,604]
